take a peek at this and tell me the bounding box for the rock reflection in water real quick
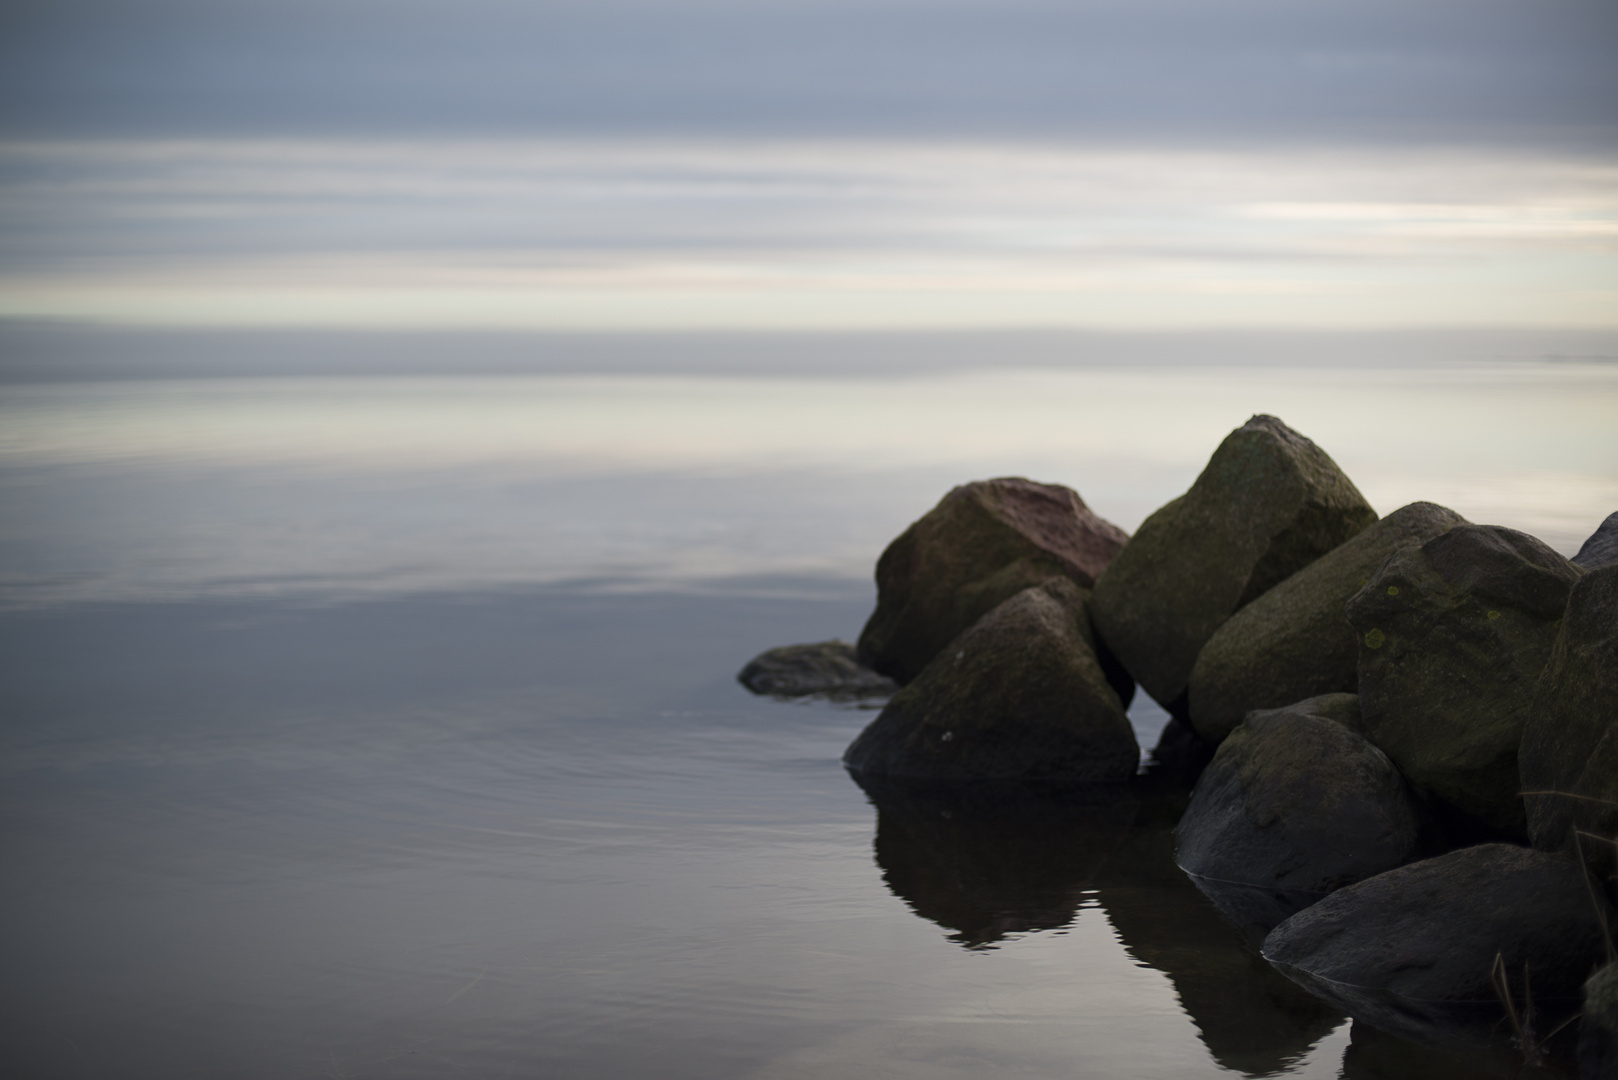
[851,770,1344,1076]
[850,772,1138,948]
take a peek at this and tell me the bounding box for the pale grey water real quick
[3,363,1614,1078]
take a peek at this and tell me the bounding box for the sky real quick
[2,0,1616,333]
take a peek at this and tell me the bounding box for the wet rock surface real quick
[1262,844,1612,1038]
[1176,693,1430,900]
[1347,525,1584,837]
[856,477,1128,686]
[1090,414,1376,716]
[1573,511,1618,570]
[844,578,1139,781]
[1519,564,1618,880]
[1188,502,1468,744]
[736,640,897,699]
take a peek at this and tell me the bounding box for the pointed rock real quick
[1091,414,1376,715]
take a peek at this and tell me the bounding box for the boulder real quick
[1188,502,1468,744]
[1090,415,1376,717]
[856,477,1129,686]
[1347,525,1585,837]
[1519,564,1618,880]
[1176,694,1430,905]
[843,578,1139,781]
[1263,845,1612,1041]
[736,640,897,699]
[1582,962,1618,1080]
[1573,511,1618,570]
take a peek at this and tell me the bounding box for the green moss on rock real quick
[1090,415,1376,715]
[1188,502,1468,744]
[1347,524,1584,838]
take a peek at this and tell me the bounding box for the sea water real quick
[2,361,1615,1078]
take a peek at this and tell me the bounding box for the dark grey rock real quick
[737,640,897,699]
[1176,694,1429,904]
[1347,524,1584,837]
[1188,502,1468,744]
[856,477,1129,686]
[1091,414,1376,716]
[1262,845,1612,1041]
[1582,962,1618,1080]
[1574,511,1618,570]
[844,578,1138,781]
[1520,564,1618,883]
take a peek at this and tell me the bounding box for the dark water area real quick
[0,584,1578,1079]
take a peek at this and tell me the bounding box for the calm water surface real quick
[3,364,1614,1078]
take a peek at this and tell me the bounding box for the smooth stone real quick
[1091,414,1376,716]
[736,640,897,699]
[843,578,1139,781]
[1347,524,1584,837]
[1581,962,1618,1080]
[1520,563,1618,879]
[856,477,1129,686]
[1573,511,1618,570]
[1188,502,1468,744]
[1176,694,1430,902]
[1262,845,1612,1033]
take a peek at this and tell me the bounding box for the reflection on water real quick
[852,771,1346,1076]
[853,775,1139,948]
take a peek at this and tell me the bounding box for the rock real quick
[1262,845,1612,1042]
[736,640,897,699]
[1090,415,1377,717]
[855,477,1129,687]
[1520,563,1618,881]
[843,578,1139,781]
[1176,694,1431,907]
[1347,525,1585,837]
[1582,962,1618,1080]
[1574,511,1618,570]
[1188,502,1468,744]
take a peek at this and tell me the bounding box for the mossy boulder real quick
[1519,563,1618,879]
[737,640,897,699]
[1263,845,1612,1039]
[1090,415,1376,716]
[1188,502,1467,744]
[843,578,1138,781]
[1573,511,1618,570]
[1176,694,1430,902]
[856,477,1129,686]
[1347,525,1584,837]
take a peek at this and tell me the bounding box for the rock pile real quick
[738,414,1617,1071]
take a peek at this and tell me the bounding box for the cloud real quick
[3,138,1615,329]
[2,1,1615,148]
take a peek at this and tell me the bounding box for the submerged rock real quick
[1573,511,1618,570]
[1090,414,1376,716]
[856,477,1129,686]
[844,578,1138,781]
[1188,502,1467,744]
[1582,962,1618,1080]
[1262,845,1612,1041]
[1519,563,1618,879]
[1176,694,1430,904]
[1347,525,1584,837]
[736,640,897,699]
